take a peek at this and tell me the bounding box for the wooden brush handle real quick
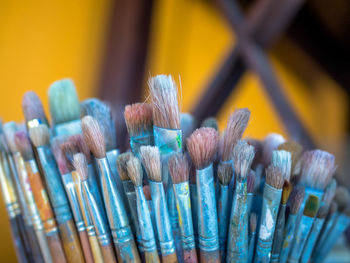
[162,252,178,263]
[183,249,198,263]
[144,251,160,263]
[100,244,117,263]
[88,235,104,263]
[199,250,220,263]
[47,232,68,263]
[78,230,94,263]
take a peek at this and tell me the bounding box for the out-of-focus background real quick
[0,0,349,261]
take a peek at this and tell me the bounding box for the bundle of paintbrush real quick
[1,74,350,263]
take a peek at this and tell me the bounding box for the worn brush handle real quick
[78,230,94,263]
[115,239,141,263]
[88,235,104,263]
[12,216,29,263]
[144,251,160,263]
[59,220,85,263]
[162,252,178,263]
[46,232,67,263]
[183,249,198,263]
[100,244,117,263]
[200,250,220,263]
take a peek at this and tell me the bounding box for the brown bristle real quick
[265,165,284,189]
[289,186,305,214]
[81,116,106,158]
[169,153,189,184]
[149,75,180,129]
[3,122,18,154]
[73,153,88,181]
[278,141,302,174]
[250,213,257,233]
[271,150,291,181]
[322,179,337,205]
[60,141,77,172]
[303,195,319,217]
[217,162,233,186]
[28,124,50,147]
[116,152,133,181]
[262,133,285,167]
[221,108,250,161]
[334,186,350,212]
[282,180,292,204]
[126,155,143,186]
[51,138,70,174]
[124,103,153,137]
[143,185,152,201]
[247,170,255,193]
[317,205,329,219]
[68,134,92,164]
[247,138,263,167]
[14,131,34,161]
[139,146,161,182]
[22,91,47,122]
[186,127,219,170]
[233,140,255,181]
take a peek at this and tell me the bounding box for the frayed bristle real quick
[272,150,291,181]
[322,179,337,205]
[139,146,161,182]
[143,185,152,201]
[81,116,106,158]
[28,124,50,147]
[265,165,284,189]
[68,134,92,164]
[250,213,257,233]
[303,195,319,217]
[334,186,350,212]
[149,75,180,129]
[51,138,70,174]
[300,150,336,190]
[217,162,233,186]
[262,133,285,167]
[73,153,88,181]
[221,108,250,161]
[317,205,329,219]
[282,180,292,204]
[60,141,78,172]
[116,152,133,181]
[81,98,117,151]
[290,186,305,214]
[22,91,47,122]
[200,117,218,131]
[233,140,255,181]
[169,153,189,184]
[48,79,80,124]
[127,155,143,186]
[3,122,18,154]
[278,141,302,174]
[247,170,255,193]
[187,127,219,170]
[124,103,153,137]
[14,131,34,161]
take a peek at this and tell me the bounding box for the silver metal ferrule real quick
[53,119,82,137]
[149,180,176,255]
[173,181,195,251]
[196,164,219,252]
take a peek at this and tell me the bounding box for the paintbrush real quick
[215,161,233,261]
[48,79,81,137]
[14,131,54,263]
[261,133,285,168]
[73,153,117,263]
[287,195,319,263]
[247,170,256,215]
[248,213,257,263]
[271,150,291,182]
[279,186,305,263]
[53,139,94,263]
[278,141,302,184]
[126,155,160,263]
[28,124,85,263]
[169,153,198,263]
[22,91,50,129]
[200,117,218,131]
[140,146,178,262]
[187,127,220,263]
[247,138,263,170]
[255,165,284,263]
[227,140,254,263]
[180,113,197,148]
[81,116,140,262]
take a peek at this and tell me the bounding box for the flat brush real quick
[74,153,117,263]
[126,155,160,263]
[278,141,302,184]
[22,91,49,129]
[187,127,220,263]
[29,124,84,263]
[82,116,140,263]
[169,153,198,263]
[140,146,178,263]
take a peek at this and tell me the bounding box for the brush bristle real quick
[48,79,80,124]
[28,124,50,147]
[124,103,153,137]
[278,141,302,174]
[60,141,77,172]
[281,180,292,204]
[262,133,285,167]
[217,162,233,186]
[149,75,180,129]
[250,213,257,233]
[51,138,70,174]
[68,134,92,164]
[322,179,337,205]
[334,186,350,212]
[247,170,255,193]
[300,150,336,190]
[127,155,143,186]
[3,122,18,154]
[81,98,117,151]
[271,150,291,181]
[265,165,284,189]
[73,153,88,181]
[247,138,263,167]
[187,127,219,170]
[221,108,250,161]
[143,185,152,201]
[169,153,189,184]
[233,140,255,181]
[116,152,133,181]
[317,205,329,219]
[81,116,106,158]
[14,131,34,161]
[290,186,305,214]
[139,146,161,182]
[303,195,319,217]
[22,91,47,122]
[200,117,218,131]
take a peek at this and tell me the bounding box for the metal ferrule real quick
[227,179,248,262]
[61,172,85,232]
[130,132,154,157]
[82,180,111,246]
[279,214,298,263]
[135,186,157,252]
[190,183,198,248]
[149,180,176,255]
[247,193,254,215]
[96,157,133,245]
[217,183,229,256]
[173,181,195,251]
[255,183,282,263]
[196,164,219,252]
[300,217,325,263]
[53,119,82,137]
[37,146,72,224]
